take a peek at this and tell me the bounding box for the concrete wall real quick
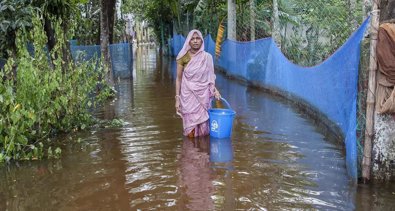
[373,114,395,180]
[373,115,395,180]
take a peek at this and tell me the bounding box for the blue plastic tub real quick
[209,98,236,138]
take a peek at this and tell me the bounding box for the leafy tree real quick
[32,0,89,70]
[33,0,82,51]
[0,0,33,84]
[193,0,227,37]
[0,0,33,59]
[0,0,89,69]
[74,0,101,45]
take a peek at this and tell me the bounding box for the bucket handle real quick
[220,97,232,110]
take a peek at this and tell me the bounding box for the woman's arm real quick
[175,63,183,113]
[207,54,221,100]
[175,63,183,96]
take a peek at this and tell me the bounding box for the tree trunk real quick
[250,0,256,41]
[227,0,236,40]
[100,0,114,86]
[43,17,56,70]
[146,28,149,42]
[362,0,380,182]
[160,20,164,55]
[61,21,72,73]
[172,20,176,36]
[209,0,213,34]
[11,45,18,86]
[186,11,190,34]
[107,0,116,44]
[44,17,56,53]
[272,0,281,47]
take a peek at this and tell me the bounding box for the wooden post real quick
[250,0,256,41]
[362,0,380,182]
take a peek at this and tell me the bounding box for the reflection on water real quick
[356,182,395,211]
[178,136,235,211]
[178,136,214,211]
[0,46,394,210]
[210,137,233,163]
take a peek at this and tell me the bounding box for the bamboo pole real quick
[362,0,380,182]
[250,0,256,41]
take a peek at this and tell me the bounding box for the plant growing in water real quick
[0,14,110,162]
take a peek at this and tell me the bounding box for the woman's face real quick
[189,32,202,51]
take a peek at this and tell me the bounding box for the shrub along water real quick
[0,15,110,162]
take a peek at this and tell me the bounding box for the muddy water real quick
[0,47,394,210]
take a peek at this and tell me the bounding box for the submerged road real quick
[0,46,394,210]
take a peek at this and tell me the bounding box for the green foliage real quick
[93,118,125,128]
[0,14,109,162]
[113,19,127,43]
[193,0,227,36]
[47,146,62,159]
[34,0,87,22]
[74,0,127,45]
[280,0,359,66]
[0,0,86,58]
[192,0,209,32]
[124,0,361,65]
[74,0,101,45]
[0,0,33,58]
[108,118,124,127]
[123,0,180,44]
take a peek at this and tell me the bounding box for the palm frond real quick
[194,0,207,15]
[215,17,225,59]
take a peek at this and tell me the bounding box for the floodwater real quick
[1,47,394,210]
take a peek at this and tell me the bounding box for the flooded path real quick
[1,47,394,210]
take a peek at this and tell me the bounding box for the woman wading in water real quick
[175,29,221,138]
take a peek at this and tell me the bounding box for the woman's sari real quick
[177,30,216,136]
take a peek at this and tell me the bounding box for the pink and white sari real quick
[177,30,216,137]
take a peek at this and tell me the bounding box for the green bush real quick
[0,15,109,162]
